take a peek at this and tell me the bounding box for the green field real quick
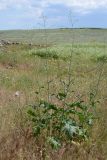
[0,29,107,160]
[0,28,107,44]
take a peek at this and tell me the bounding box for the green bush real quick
[96,55,107,62]
[28,92,96,150]
[29,49,59,59]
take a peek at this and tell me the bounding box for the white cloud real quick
[48,0,107,13]
[0,0,107,14]
[0,0,44,17]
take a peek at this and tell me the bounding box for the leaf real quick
[78,112,85,123]
[47,137,61,150]
[27,109,36,117]
[67,102,87,111]
[63,121,78,138]
[33,126,41,136]
[65,109,76,114]
[47,104,58,110]
[57,92,67,100]
[40,101,57,111]
[87,118,93,126]
[78,128,88,140]
[31,117,38,122]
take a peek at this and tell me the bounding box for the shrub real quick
[96,54,107,62]
[28,92,96,150]
[29,49,59,59]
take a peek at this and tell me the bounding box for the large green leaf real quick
[63,121,78,139]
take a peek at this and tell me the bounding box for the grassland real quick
[0,28,107,44]
[0,29,107,160]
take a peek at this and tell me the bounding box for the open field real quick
[0,29,107,160]
[0,28,107,44]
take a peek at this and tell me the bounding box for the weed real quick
[96,54,107,62]
[27,21,99,153]
[29,49,59,59]
[28,94,96,150]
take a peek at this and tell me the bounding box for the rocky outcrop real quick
[0,40,20,46]
[0,40,11,45]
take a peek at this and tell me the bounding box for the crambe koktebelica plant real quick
[27,15,105,151]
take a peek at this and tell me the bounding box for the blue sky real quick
[0,0,107,30]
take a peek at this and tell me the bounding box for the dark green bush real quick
[30,49,59,59]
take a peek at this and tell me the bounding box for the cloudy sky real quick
[0,0,107,30]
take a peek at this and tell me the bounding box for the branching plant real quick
[27,15,105,158]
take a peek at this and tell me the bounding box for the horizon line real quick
[0,27,107,31]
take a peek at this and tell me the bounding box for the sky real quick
[0,0,107,30]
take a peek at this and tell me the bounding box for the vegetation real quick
[28,94,96,150]
[0,28,107,44]
[0,29,107,160]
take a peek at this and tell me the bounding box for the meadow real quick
[0,29,107,160]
